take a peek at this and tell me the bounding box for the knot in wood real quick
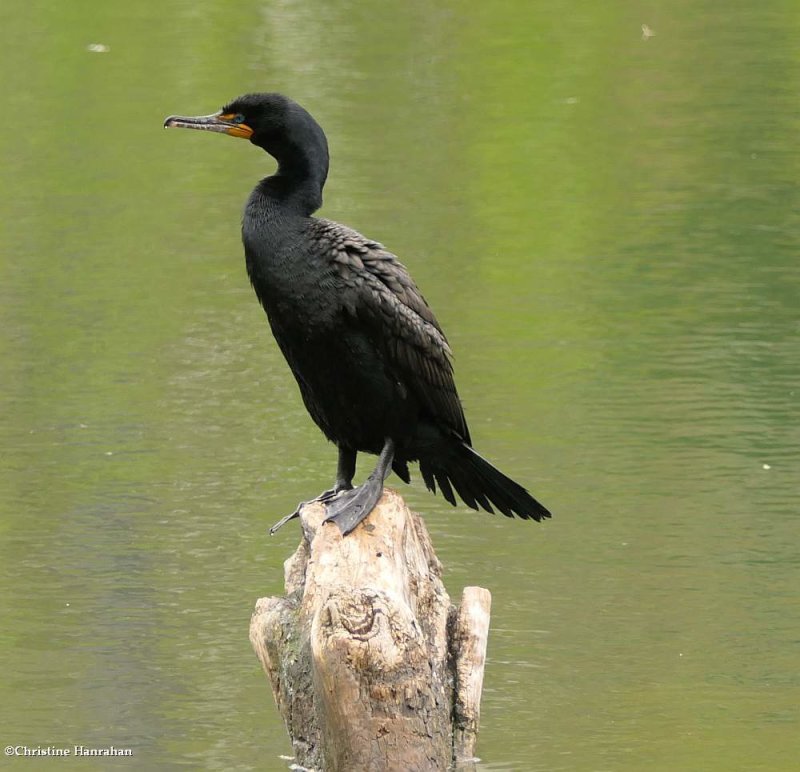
[326,591,381,641]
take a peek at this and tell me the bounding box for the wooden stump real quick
[249,489,491,771]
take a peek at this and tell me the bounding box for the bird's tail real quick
[418,441,551,521]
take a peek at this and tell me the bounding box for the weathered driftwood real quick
[249,489,491,771]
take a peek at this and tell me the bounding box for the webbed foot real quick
[269,482,352,535]
[323,437,396,536]
[322,477,385,535]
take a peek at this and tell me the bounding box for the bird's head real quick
[164,93,328,176]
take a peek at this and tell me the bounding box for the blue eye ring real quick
[231,114,246,124]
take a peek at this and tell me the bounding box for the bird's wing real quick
[315,219,470,444]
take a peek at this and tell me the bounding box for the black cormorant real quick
[164,93,551,535]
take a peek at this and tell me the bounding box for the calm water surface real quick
[1,1,798,770]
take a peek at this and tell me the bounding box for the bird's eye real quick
[231,114,246,124]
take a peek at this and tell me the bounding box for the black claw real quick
[269,508,301,535]
[269,481,355,535]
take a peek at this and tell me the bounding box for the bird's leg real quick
[323,438,395,536]
[317,446,356,503]
[269,447,356,535]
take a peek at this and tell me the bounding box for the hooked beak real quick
[163,111,253,139]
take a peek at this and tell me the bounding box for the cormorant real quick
[164,93,551,535]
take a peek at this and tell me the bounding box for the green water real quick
[1,1,798,769]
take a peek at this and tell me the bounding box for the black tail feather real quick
[418,440,551,521]
[447,463,479,510]
[420,463,436,494]
[435,470,457,507]
[392,458,411,484]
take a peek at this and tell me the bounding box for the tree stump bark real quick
[249,489,491,771]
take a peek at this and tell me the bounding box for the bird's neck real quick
[258,164,324,216]
[260,133,328,216]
